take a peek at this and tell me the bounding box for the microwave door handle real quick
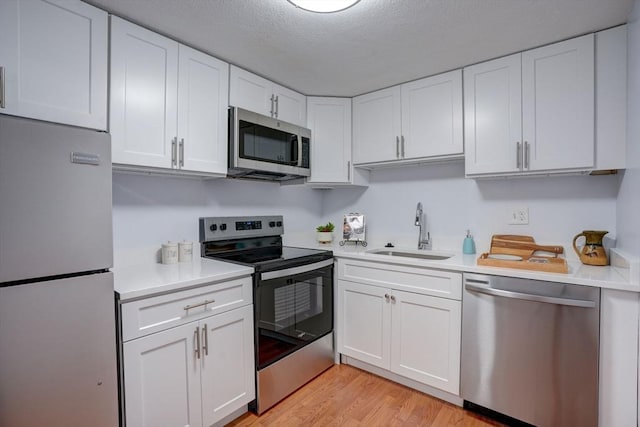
[297,135,303,167]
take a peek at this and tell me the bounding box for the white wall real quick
[617,0,640,257]
[323,163,620,259]
[112,173,324,253]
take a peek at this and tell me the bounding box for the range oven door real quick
[255,259,333,370]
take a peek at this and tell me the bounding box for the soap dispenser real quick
[463,230,476,255]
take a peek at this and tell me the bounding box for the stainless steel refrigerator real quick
[0,115,118,427]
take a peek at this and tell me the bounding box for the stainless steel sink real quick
[367,249,453,260]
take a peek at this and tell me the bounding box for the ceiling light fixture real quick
[287,0,360,13]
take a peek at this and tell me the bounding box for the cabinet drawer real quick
[338,259,461,300]
[121,277,252,341]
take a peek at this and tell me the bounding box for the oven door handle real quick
[260,259,334,281]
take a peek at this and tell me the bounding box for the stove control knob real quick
[209,224,217,232]
[276,221,282,227]
[269,221,276,227]
[220,223,227,231]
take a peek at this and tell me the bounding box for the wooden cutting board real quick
[490,235,564,258]
[477,234,568,274]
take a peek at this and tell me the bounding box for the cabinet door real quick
[390,290,461,395]
[353,86,402,164]
[401,70,463,159]
[177,45,228,175]
[595,25,627,171]
[229,65,272,117]
[307,97,352,183]
[200,305,255,426]
[273,83,307,126]
[0,0,107,130]
[123,322,202,427]
[110,17,178,168]
[464,54,522,175]
[522,34,594,171]
[337,280,391,369]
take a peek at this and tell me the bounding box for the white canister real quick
[178,241,193,263]
[161,242,179,264]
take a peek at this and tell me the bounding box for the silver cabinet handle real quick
[516,141,522,169]
[347,161,351,181]
[183,299,215,311]
[171,137,177,167]
[0,66,5,109]
[390,295,396,303]
[401,135,405,158]
[194,326,201,359]
[465,283,596,308]
[201,324,208,357]
[524,141,530,169]
[396,136,400,158]
[384,293,390,302]
[179,138,185,168]
[270,94,275,117]
[275,95,279,118]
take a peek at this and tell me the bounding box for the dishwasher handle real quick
[464,282,596,308]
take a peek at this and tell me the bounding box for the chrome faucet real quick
[415,202,431,250]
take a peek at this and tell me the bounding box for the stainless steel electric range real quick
[199,215,334,414]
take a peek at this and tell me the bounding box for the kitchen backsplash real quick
[113,162,619,262]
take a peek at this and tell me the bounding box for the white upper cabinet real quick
[110,17,178,169]
[521,34,594,171]
[353,86,402,164]
[464,54,523,175]
[353,70,463,166]
[0,0,108,130]
[595,25,627,171]
[177,45,229,175]
[400,70,463,159]
[465,34,595,177]
[229,65,306,126]
[110,17,228,176]
[306,97,352,184]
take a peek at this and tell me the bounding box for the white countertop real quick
[113,257,253,302]
[112,241,639,301]
[325,244,640,292]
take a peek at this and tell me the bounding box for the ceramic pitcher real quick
[573,230,608,266]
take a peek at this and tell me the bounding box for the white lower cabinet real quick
[122,285,255,427]
[337,259,461,395]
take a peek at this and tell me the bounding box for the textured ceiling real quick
[86,0,634,97]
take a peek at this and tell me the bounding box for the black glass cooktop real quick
[202,236,333,272]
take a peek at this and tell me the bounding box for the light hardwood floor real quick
[227,364,505,426]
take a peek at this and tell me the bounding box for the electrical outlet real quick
[508,207,529,225]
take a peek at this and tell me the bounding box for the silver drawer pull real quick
[183,299,215,311]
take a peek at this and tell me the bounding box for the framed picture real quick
[343,213,365,242]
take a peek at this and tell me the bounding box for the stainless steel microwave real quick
[228,107,311,181]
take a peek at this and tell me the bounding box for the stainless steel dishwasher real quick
[461,273,600,427]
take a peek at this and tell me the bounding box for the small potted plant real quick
[316,221,335,244]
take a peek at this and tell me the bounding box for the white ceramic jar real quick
[178,241,193,262]
[161,242,178,264]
